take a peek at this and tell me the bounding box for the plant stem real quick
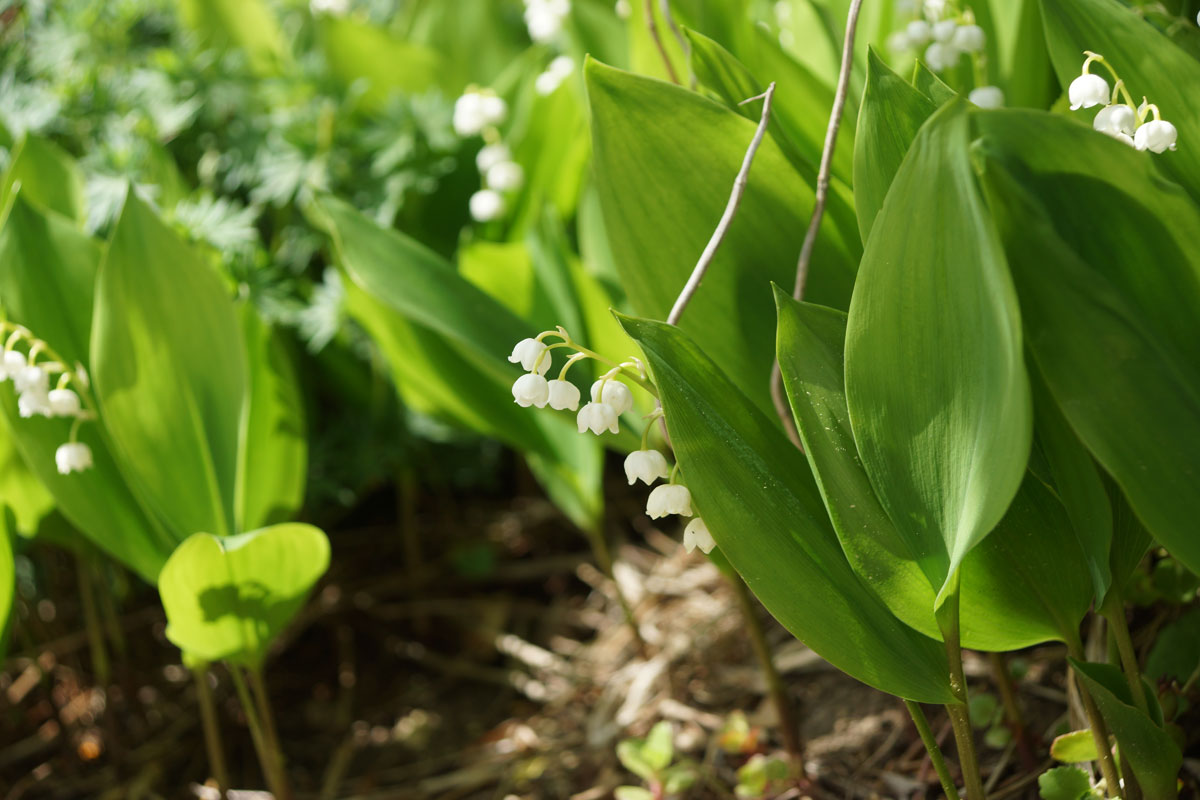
[1100,594,1149,714]
[249,666,291,800]
[988,651,1036,770]
[1067,637,1125,800]
[95,563,127,663]
[76,556,110,687]
[585,520,647,655]
[936,579,987,800]
[230,667,289,799]
[905,700,960,800]
[643,0,680,84]
[729,572,804,764]
[193,664,230,796]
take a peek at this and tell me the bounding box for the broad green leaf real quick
[853,49,937,242]
[974,109,1200,577]
[459,241,547,323]
[1070,659,1182,800]
[1038,766,1096,800]
[614,788,654,800]
[641,721,674,772]
[1040,0,1200,199]
[310,195,605,529]
[177,0,289,76]
[157,523,330,667]
[845,101,1031,605]
[1050,729,1100,763]
[399,0,528,90]
[319,15,445,111]
[236,308,306,532]
[619,314,953,703]
[93,190,246,540]
[508,77,590,236]
[0,193,174,580]
[993,0,1058,109]
[776,294,1091,650]
[912,61,957,105]
[0,428,54,537]
[0,135,85,224]
[1145,607,1200,685]
[587,58,858,415]
[0,512,13,659]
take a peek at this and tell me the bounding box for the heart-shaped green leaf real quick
[619,313,953,703]
[1038,766,1096,800]
[158,523,330,667]
[845,100,1032,606]
[1050,729,1100,763]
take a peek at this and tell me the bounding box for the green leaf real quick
[912,61,957,105]
[614,787,654,800]
[1040,0,1200,200]
[0,193,174,580]
[993,0,1058,109]
[0,135,85,224]
[177,0,290,76]
[1038,766,1095,800]
[616,741,657,783]
[586,57,858,416]
[1071,659,1182,800]
[93,190,246,541]
[974,109,1200,578]
[776,294,1092,650]
[318,15,446,110]
[0,512,14,659]
[0,427,54,537]
[853,49,937,242]
[1051,729,1100,763]
[1145,607,1200,685]
[845,101,1031,605]
[235,308,306,532]
[619,314,953,703]
[157,523,330,667]
[641,721,674,772]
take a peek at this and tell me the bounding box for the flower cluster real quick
[309,0,350,15]
[1,323,95,474]
[453,87,524,223]
[1068,52,1178,153]
[508,328,716,555]
[535,55,575,97]
[887,2,1002,107]
[524,0,570,43]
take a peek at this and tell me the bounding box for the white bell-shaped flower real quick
[0,349,26,381]
[14,364,48,395]
[453,92,488,137]
[968,86,1005,109]
[546,379,581,411]
[479,95,507,127]
[923,0,947,18]
[886,31,911,53]
[486,162,524,192]
[952,24,985,52]
[646,484,693,519]
[1094,104,1136,137]
[55,442,93,475]
[509,338,550,373]
[682,518,716,554]
[624,449,670,486]
[932,19,957,43]
[535,55,575,96]
[469,189,505,222]
[924,42,959,72]
[310,0,350,15]
[48,388,82,417]
[524,0,569,42]
[512,373,550,408]
[1134,119,1178,153]
[18,389,51,418]
[1068,74,1109,110]
[476,143,511,173]
[615,0,631,19]
[577,401,619,435]
[590,379,634,415]
[905,19,932,46]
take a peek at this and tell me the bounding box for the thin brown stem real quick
[658,0,694,88]
[989,652,1036,771]
[667,83,776,326]
[643,0,680,84]
[729,573,804,765]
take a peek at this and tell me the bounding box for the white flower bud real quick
[476,143,511,173]
[547,379,581,411]
[1094,104,1136,136]
[683,517,715,554]
[469,189,505,222]
[1134,119,1178,153]
[615,0,630,17]
[512,373,550,408]
[646,484,693,518]
[924,42,960,72]
[886,31,911,52]
[525,1,566,42]
[18,390,51,418]
[14,364,48,395]
[932,19,957,43]
[952,24,985,52]
[923,0,947,19]
[453,92,487,137]
[479,95,507,127]
[310,0,350,15]
[48,388,82,417]
[0,349,26,381]
[508,338,551,374]
[536,55,575,96]
[577,401,619,435]
[968,86,1005,109]
[55,442,93,475]
[590,379,634,415]
[1068,73,1110,110]
[486,161,524,192]
[624,449,670,486]
[905,19,932,46]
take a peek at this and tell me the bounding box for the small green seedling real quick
[615,721,697,800]
[734,753,790,798]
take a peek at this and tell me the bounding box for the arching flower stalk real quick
[0,321,97,474]
[1070,52,1178,153]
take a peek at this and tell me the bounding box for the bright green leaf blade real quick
[845,101,1031,604]
[0,512,14,659]
[1070,659,1182,800]
[1050,729,1100,763]
[0,194,174,580]
[236,308,306,532]
[975,109,1200,577]
[619,313,953,703]
[0,135,85,224]
[994,0,1058,109]
[158,523,330,667]
[93,190,246,540]
[318,15,446,110]
[0,427,54,537]
[912,61,957,105]
[614,787,655,800]
[586,57,858,416]
[853,48,937,242]
[1038,766,1094,800]
[642,721,674,772]
[177,0,290,76]
[1040,0,1200,200]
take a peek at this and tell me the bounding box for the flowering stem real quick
[193,663,231,796]
[904,700,961,800]
[248,666,291,800]
[230,666,291,799]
